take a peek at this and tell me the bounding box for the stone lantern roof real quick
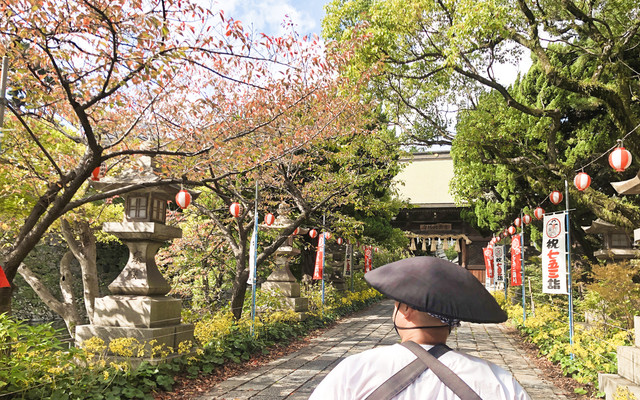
[91,155,185,201]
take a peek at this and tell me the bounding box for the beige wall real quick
[394,153,455,207]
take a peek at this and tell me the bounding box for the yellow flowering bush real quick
[194,310,235,346]
[509,302,632,386]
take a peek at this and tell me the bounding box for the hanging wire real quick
[574,122,640,172]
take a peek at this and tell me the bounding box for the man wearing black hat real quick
[309,257,531,400]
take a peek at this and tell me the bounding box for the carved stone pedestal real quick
[261,244,308,320]
[75,222,194,360]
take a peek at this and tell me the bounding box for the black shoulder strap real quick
[365,342,482,400]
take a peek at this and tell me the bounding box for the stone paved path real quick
[196,300,568,399]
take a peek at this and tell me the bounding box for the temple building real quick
[392,152,491,281]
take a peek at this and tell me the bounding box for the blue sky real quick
[210,0,528,84]
[213,0,328,37]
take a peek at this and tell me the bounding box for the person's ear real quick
[397,304,414,319]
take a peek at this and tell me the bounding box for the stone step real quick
[599,374,640,400]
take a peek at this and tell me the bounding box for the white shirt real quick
[309,343,531,400]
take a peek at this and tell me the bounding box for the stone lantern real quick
[261,203,309,320]
[75,155,197,359]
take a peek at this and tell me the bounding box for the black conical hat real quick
[365,256,507,323]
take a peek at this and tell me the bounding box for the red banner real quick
[482,247,494,279]
[510,235,522,286]
[364,246,373,273]
[313,233,326,280]
[0,265,10,288]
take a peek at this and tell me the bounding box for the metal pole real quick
[321,214,326,313]
[350,243,354,292]
[565,179,574,358]
[521,210,526,323]
[250,181,258,337]
[0,57,9,151]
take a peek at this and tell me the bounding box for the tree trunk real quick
[61,219,98,323]
[0,286,13,315]
[18,253,81,335]
[229,266,250,320]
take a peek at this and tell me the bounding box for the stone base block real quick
[618,346,640,385]
[262,281,300,297]
[599,373,640,400]
[92,295,182,328]
[284,297,309,312]
[75,323,194,356]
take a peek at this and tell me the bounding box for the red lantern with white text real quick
[609,146,632,172]
[534,207,544,220]
[229,202,241,218]
[175,190,192,209]
[264,213,275,226]
[309,229,318,239]
[508,226,516,235]
[573,172,591,191]
[549,190,563,205]
[514,217,521,227]
[522,214,532,225]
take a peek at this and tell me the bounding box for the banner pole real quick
[321,214,326,313]
[0,57,9,152]
[250,181,258,337]
[521,210,526,323]
[565,180,574,358]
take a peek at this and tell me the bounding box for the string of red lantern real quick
[175,189,192,209]
[225,204,354,245]
[549,190,563,205]
[229,202,242,217]
[264,213,275,226]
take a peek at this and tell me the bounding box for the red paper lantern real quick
[293,227,300,235]
[175,190,192,209]
[514,217,521,227]
[90,163,106,181]
[229,202,241,217]
[609,146,632,172]
[337,237,343,245]
[374,247,379,253]
[325,232,332,240]
[309,229,318,238]
[549,190,563,205]
[573,172,591,191]
[534,207,544,220]
[264,213,275,226]
[522,214,531,225]
[507,225,516,235]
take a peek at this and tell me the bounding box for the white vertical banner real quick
[542,212,568,294]
[493,245,505,284]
